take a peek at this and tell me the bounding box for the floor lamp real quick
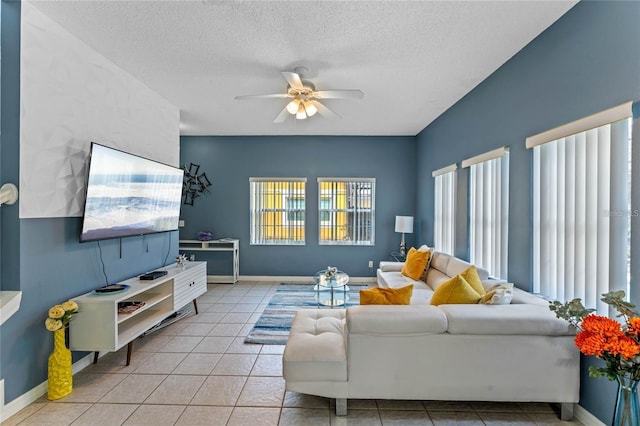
[395,216,413,257]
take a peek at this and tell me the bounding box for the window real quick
[318,178,375,245]
[462,147,510,279]
[432,164,457,255]
[528,102,632,315]
[250,178,306,245]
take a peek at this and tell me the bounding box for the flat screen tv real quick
[80,143,184,243]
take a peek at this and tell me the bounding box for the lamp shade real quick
[395,216,413,233]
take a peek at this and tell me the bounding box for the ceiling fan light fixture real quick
[286,99,300,115]
[304,101,318,117]
[296,102,307,120]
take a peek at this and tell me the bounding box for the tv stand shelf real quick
[70,261,207,365]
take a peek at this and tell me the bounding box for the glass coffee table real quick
[313,269,350,307]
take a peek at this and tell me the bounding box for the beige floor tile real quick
[144,374,206,405]
[280,407,331,425]
[260,344,285,354]
[526,413,580,425]
[251,354,283,376]
[208,322,245,336]
[346,398,378,410]
[428,410,484,425]
[131,352,186,374]
[190,375,247,406]
[172,352,222,375]
[177,322,215,336]
[227,407,281,426]
[206,303,234,313]
[212,353,258,375]
[175,405,233,425]
[1,402,47,426]
[192,336,234,353]
[218,296,244,304]
[50,373,126,403]
[221,312,253,323]
[479,411,537,425]
[83,350,153,375]
[99,374,166,404]
[470,401,524,412]
[156,335,203,353]
[133,335,174,353]
[377,399,426,411]
[70,403,138,425]
[378,409,433,425]
[226,336,263,353]
[18,402,91,425]
[518,403,557,413]
[187,312,227,323]
[240,296,265,304]
[236,376,286,407]
[153,321,188,336]
[231,302,260,312]
[331,409,383,425]
[284,391,331,408]
[123,404,185,425]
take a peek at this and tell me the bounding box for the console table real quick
[69,261,207,365]
[179,239,239,283]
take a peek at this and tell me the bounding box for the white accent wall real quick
[19,2,179,218]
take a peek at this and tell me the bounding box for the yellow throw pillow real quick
[429,275,481,305]
[360,285,413,305]
[459,266,486,296]
[401,248,429,280]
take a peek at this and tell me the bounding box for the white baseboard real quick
[1,353,94,423]
[216,275,376,284]
[575,404,605,426]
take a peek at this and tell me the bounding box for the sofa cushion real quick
[430,275,481,306]
[459,266,486,296]
[347,305,447,335]
[401,248,430,280]
[430,252,490,281]
[377,270,430,290]
[360,285,413,305]
[438,304,574,335]
[379,261,404,272]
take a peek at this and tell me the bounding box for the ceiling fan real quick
[235,68,364,123]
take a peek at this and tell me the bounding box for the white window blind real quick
[463,148,509,279]
[249,178,306,245]
[432,164,457,255]
[531,114,631,315]
[318,178,375,245]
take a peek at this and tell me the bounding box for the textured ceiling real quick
[28,1,577,136]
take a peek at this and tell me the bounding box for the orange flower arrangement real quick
[550,291,640,381]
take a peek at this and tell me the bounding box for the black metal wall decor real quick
[182,163,212,205]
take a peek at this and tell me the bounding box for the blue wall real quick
[0,3,180,404]
[416,1,640,423]
[179,136,417,277]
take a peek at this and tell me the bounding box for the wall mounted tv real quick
[80,143,184,243]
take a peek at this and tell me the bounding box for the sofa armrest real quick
[379,261,404,272]
[346,305,447,335]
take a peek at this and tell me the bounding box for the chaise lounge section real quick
[283,252,580,419]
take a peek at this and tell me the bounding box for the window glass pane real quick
[318,178,375,245]
[250,178,305,245]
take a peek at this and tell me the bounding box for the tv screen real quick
[80,143,184,243]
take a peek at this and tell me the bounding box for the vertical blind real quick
[432,164,457,255]
[317,178,375,245]
[249,178,306,245]
[463,148,509,280]
[529,108,631,315]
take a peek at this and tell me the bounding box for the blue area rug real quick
[244,283,367,345]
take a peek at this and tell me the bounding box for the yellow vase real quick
[47,327,72,400]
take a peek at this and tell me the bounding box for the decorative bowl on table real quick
[197,231,213,241]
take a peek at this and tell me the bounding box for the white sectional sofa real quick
[282,252,580,419]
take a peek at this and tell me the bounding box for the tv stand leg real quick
[126,341,133,366]
[93,351,99,364]
[193,299,199,314]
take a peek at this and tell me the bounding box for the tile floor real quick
[5,281,584,425]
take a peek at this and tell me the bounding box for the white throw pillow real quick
[479,283,514,305]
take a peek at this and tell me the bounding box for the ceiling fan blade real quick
[273,106,290,123]
[314,90,364,100]
[235,94,292,100]
[312,101,341,120]
[281,71,304,90]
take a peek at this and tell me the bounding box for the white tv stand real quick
[70,261,207,365]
